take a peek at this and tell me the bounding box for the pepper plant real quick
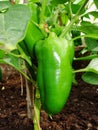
[0,0,98,130]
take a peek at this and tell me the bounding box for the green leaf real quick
[71,3,85,14]
[88,11,98,19]
[72,31,82,46]
[0,49,32,81]
[82,72,98,85]
[29,0,40,2]
[94,0,98,9]
[0,4,31,51]
[0,50,28,79]
[0,1,12,12]
[85,38,98,52]
[0,49,5,59]
[50,0,68,6]
[17,41,32,66]
[86,58,98,74]
[72,21,98,39]
[2,50,24,71]
[17,42,37,81]
[73,0,84,4]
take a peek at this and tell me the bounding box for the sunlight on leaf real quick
[86,58,98,74]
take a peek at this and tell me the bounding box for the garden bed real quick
[0,63,98,130]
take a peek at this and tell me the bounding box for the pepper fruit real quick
[24,3,44,58]
[35,32,73,114]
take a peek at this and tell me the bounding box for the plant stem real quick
[25,78,34,119]
[40,0,46,24]
[25,77,41,130]
[74,68,87,73]
[33,87,41,130]
[72,34,98,41]
[24,67,41,130]
[68,0,73,19]
[60,0,89,38]
[74,54,98,61]
[17,43,32,66]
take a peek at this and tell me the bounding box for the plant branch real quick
[73,34,98,41]
[60,0,89,38]
[75,0,88,17]
[74,68,87,73]
[68,1,73,19]
[17,44,32,66]
[40,0,46,24]
[74,54,98,61]
[72,35,85,41]
[33,87,41,130]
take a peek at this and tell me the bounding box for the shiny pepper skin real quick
[35,32,73,115]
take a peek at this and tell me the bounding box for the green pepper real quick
[35,32,73,114]
[24,3,44,58]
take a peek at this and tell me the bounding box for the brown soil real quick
[0,62,98,130]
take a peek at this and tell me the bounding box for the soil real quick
[0,59,98,130]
